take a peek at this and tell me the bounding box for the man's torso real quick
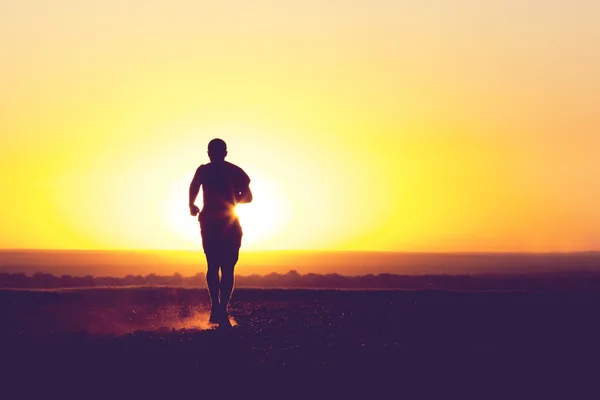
[198,161,249,218]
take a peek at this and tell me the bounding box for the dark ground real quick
[1,287,599,399]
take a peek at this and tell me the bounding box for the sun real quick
[234,175,286,249]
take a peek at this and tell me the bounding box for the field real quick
[2,287,599,398]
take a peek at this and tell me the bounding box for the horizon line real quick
[1,248,600,255]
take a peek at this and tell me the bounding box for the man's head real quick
[208,138,227,162]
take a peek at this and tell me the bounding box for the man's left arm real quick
[235,169,252,204]
[236,185,253,204]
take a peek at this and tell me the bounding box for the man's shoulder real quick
[198,163,219,173]
[225,162,250,183]
[224,161,247,173]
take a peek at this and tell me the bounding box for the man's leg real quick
[205,252,221,322]
[218,251,239,325]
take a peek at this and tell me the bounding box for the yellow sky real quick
[1,1,599,252]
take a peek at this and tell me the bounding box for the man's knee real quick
[221,253,238,276]
[221,263,237,279]
[206,261,220,278]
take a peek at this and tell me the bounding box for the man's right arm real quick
[189,166,202,216]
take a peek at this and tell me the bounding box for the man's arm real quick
[189,167,202,216]
[236,185,253,204]
[235,168,252,204]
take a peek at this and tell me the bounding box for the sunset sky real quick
[1,1,599,252]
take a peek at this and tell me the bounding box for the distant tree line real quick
[2,270,600,291]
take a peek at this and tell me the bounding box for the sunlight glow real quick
[162,171,288,250]
[234,175,288,249]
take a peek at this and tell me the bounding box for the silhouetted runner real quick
[189,139,252,328]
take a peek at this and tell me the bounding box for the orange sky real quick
[1,1,599,252]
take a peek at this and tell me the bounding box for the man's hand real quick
[190,204,200,217]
